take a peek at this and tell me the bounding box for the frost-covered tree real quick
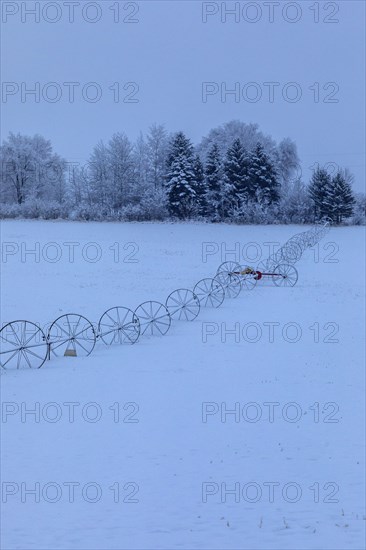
[205,143,224,221]
[165,132,197,219]
[1,124,361,226]
[248,142,280,204]
[0,132,66,204]
[88,141,112,208]
[198,120,276,160]
[48,153,68,204]
[224,139,251,208]
[324,170,355,224]
[308,167,332,220]
[68,164,87,206]
[351,193,366,225]
[275,137,300,191]
[146,124,168,190]
[279,179,312,223]
[198,122,299,195]
[107,133,135,208]
[192,154,206,216]
[133,132,149,192]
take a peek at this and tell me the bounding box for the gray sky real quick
[1,0,365,190]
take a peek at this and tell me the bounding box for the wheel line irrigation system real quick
[0,223,330,370]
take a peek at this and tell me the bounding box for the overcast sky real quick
[1,0,365,190]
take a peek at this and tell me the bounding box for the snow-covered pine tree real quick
[358,194,366,217]
[205,143,224,221]
[324,170,355,224]
[351,193,366,225]
[197,120,276,162]
[165,132,197,219]
[308,167,332,221]
[224,139,251,211]
[192,154,207,216]
[248,142,280,205]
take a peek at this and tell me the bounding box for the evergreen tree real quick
[197,120,276,162]
[165,132,196,219]
[224,139,251,209]
[192,154,207,216]
[324,170,355,223]
[205,143,224,221]
[248,142,280,204]
[352,193,366,225]
[308,167,331,220]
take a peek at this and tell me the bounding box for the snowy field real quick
[1,220,365,550]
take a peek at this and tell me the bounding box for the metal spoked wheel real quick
[257,255,277,274]
[0,321,48,369]
[307,233,318,248]
[282,241,302,263]
[47,314,96,357]
[240,267,258,291]
[193,278,225,308]
[216,261,241,275]
[298,235,308,249]
[272,264,299,287]
[134,301,171,336]
[256,258,270,273]
[98,307,140,345]
[214,272,242,298]
[165,289,200,321]
[273,248,285,264]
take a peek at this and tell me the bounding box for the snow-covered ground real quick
[1,220,365,550]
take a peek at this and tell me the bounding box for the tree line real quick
[0,121,364,225]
